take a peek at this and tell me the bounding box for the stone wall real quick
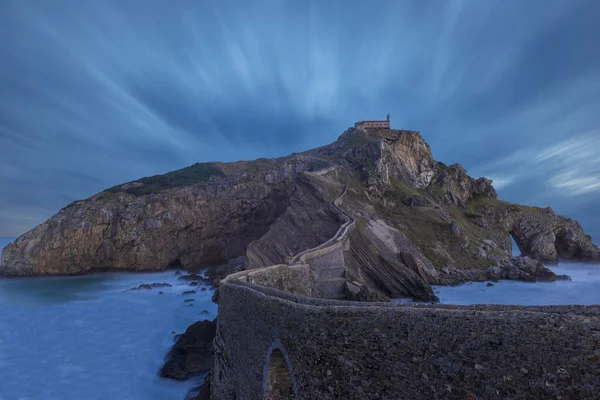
[224,264,313,297]
[212,281,600,400]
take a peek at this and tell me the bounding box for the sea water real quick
[0,237,216,400]
[432,261,600,305]
[425,236,600,305]
[2,237,599,399]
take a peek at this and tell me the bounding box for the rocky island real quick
[2,127,598,301]
[2,125,600,399]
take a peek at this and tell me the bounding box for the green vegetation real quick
[389,177,421,200]
[464,212,483,219]
[105,162,225,196]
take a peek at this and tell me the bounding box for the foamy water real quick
[0,237,216,400]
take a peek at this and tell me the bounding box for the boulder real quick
[160,320,216,380]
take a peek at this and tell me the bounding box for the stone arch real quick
[263,340,298,400]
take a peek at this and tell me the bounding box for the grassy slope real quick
[105,162,225,196]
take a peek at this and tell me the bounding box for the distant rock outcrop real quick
[2,127,598,301]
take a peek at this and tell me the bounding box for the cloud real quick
[488,177,515,190]
[539,133,600,195]
[1,0,600,237]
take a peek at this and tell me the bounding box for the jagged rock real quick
[437,256,569,285]
[127,283,172,291]
[486,282,494,287]
[510,213,600,262]
[182,290,196,296]
[160,320,216,380]
[436,165,497,206]
[486,256,566,282]
[542,207,556,216]
[475,177,498,198]
[184,299,195,303]
[190,282,199,286]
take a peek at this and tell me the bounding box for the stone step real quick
[312,266,346,280]
[315,278,347,299]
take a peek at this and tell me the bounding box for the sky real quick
[1,0,599,240]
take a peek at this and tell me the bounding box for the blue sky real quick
[1,0,599,239]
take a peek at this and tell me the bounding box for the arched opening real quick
[264,348,295,400]
[510,232,522,257]
[167,257,183,269]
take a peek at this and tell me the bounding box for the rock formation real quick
[2,127,598,300]
[160,319,216,380]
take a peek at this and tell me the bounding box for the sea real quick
[0,237,216,400]
[1,236,599,399]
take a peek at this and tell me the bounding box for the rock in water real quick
[127,283,172,291]
[160,320,216,380]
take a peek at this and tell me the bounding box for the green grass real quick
[105,162,225,196]
[464,212,483,219]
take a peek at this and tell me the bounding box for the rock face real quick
[160,319,216,380]
[127,283,172,291]
[2,127,598,300]
[0,156,335,275]
[509,210,600,262]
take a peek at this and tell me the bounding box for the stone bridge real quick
[210,186,600,399]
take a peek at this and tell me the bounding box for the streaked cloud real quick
[0,0,599,238]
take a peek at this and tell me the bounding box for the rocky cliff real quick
[2,127,598,300]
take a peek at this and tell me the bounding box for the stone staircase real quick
[288,184,355,300]
[313,265,347,300]
[314,277,347,300]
